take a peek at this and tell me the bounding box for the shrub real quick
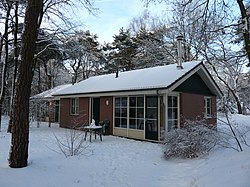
[54,126,91,158]
[163,119,218,159]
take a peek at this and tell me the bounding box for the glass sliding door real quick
[145,96,158,140]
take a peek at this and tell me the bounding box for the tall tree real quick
[8,0,96,168]
[143,0,250,66]
[8,0,43,168]
[0,1,13,131]
[104,28,138,72]
[64,30,104,83]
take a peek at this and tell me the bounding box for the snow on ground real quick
[0,115,250,187]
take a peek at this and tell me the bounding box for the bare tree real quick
[63,30,103,84]
[142,0,250,66]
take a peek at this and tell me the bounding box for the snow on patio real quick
[0,115,250,187]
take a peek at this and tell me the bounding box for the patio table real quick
[84,125,103,142]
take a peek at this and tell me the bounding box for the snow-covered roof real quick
[54,61,219,96]
[31,84,72,100]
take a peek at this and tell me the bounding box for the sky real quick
[68,0,168,44]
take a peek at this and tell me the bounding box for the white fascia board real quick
[55,89,169,99]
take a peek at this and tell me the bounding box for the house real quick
[53,61,222,141]
[30,84,72,122]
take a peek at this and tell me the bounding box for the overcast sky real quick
[69,0,167,44]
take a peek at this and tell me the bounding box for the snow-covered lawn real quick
[0,115,250,187]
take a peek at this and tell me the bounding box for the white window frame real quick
[204,97,212,118]
[114,97,128,128]
[167,94,179,131]
[70,98,79,115]
[128,96,144,130]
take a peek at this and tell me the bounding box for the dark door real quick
[92,98,100,125]
[145,96,158,140]
[55,100,59,122]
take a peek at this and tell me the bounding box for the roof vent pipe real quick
[176,35,184,69]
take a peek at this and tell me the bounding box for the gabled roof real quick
[30,84,72,100]
[54,61,223,98]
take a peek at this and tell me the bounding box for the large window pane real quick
[168,96,173,107]
[137,97,144,107]
[121,108,127,117]
[147,97,157,107]
[129,119,136,129]
[147,108,157,119]
[122,98,127,107]
[115,108,120,117]
[137,119,144,130]
[173,108,178,119]
[121,118,127,128]
[115,118,120,127]
[173,96,177,107]
[129,108,136,118]
[137,108,144,118]
[115,98,120,107]
[130,97,136,107]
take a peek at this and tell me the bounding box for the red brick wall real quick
[60,97,89,128]
[180,93,217,127]
[99,96,113,135]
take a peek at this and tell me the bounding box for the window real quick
[115,97,128,128]
[70,98,79,115]
[167,96,178,131]
[204,97,212,118]
[129,96,144,130]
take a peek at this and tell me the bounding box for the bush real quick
[54,126,91,158]
[163,119,218,159]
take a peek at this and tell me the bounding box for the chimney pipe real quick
[176,35,184,69]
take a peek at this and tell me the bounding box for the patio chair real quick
[99,119,110,135]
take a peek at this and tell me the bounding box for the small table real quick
[84,125,103,142]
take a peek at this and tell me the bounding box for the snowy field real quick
[0,115,250,187]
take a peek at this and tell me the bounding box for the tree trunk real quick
[232,91,243,114]
[8,1,19,133]
[0,3,12,132]
[236,0,250,67]
[8,0,43,168]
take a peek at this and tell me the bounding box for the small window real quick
[204,97,212,118]
[167,96,178,131]
[70,98,79,115]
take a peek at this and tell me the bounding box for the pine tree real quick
[8,0,43,168]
